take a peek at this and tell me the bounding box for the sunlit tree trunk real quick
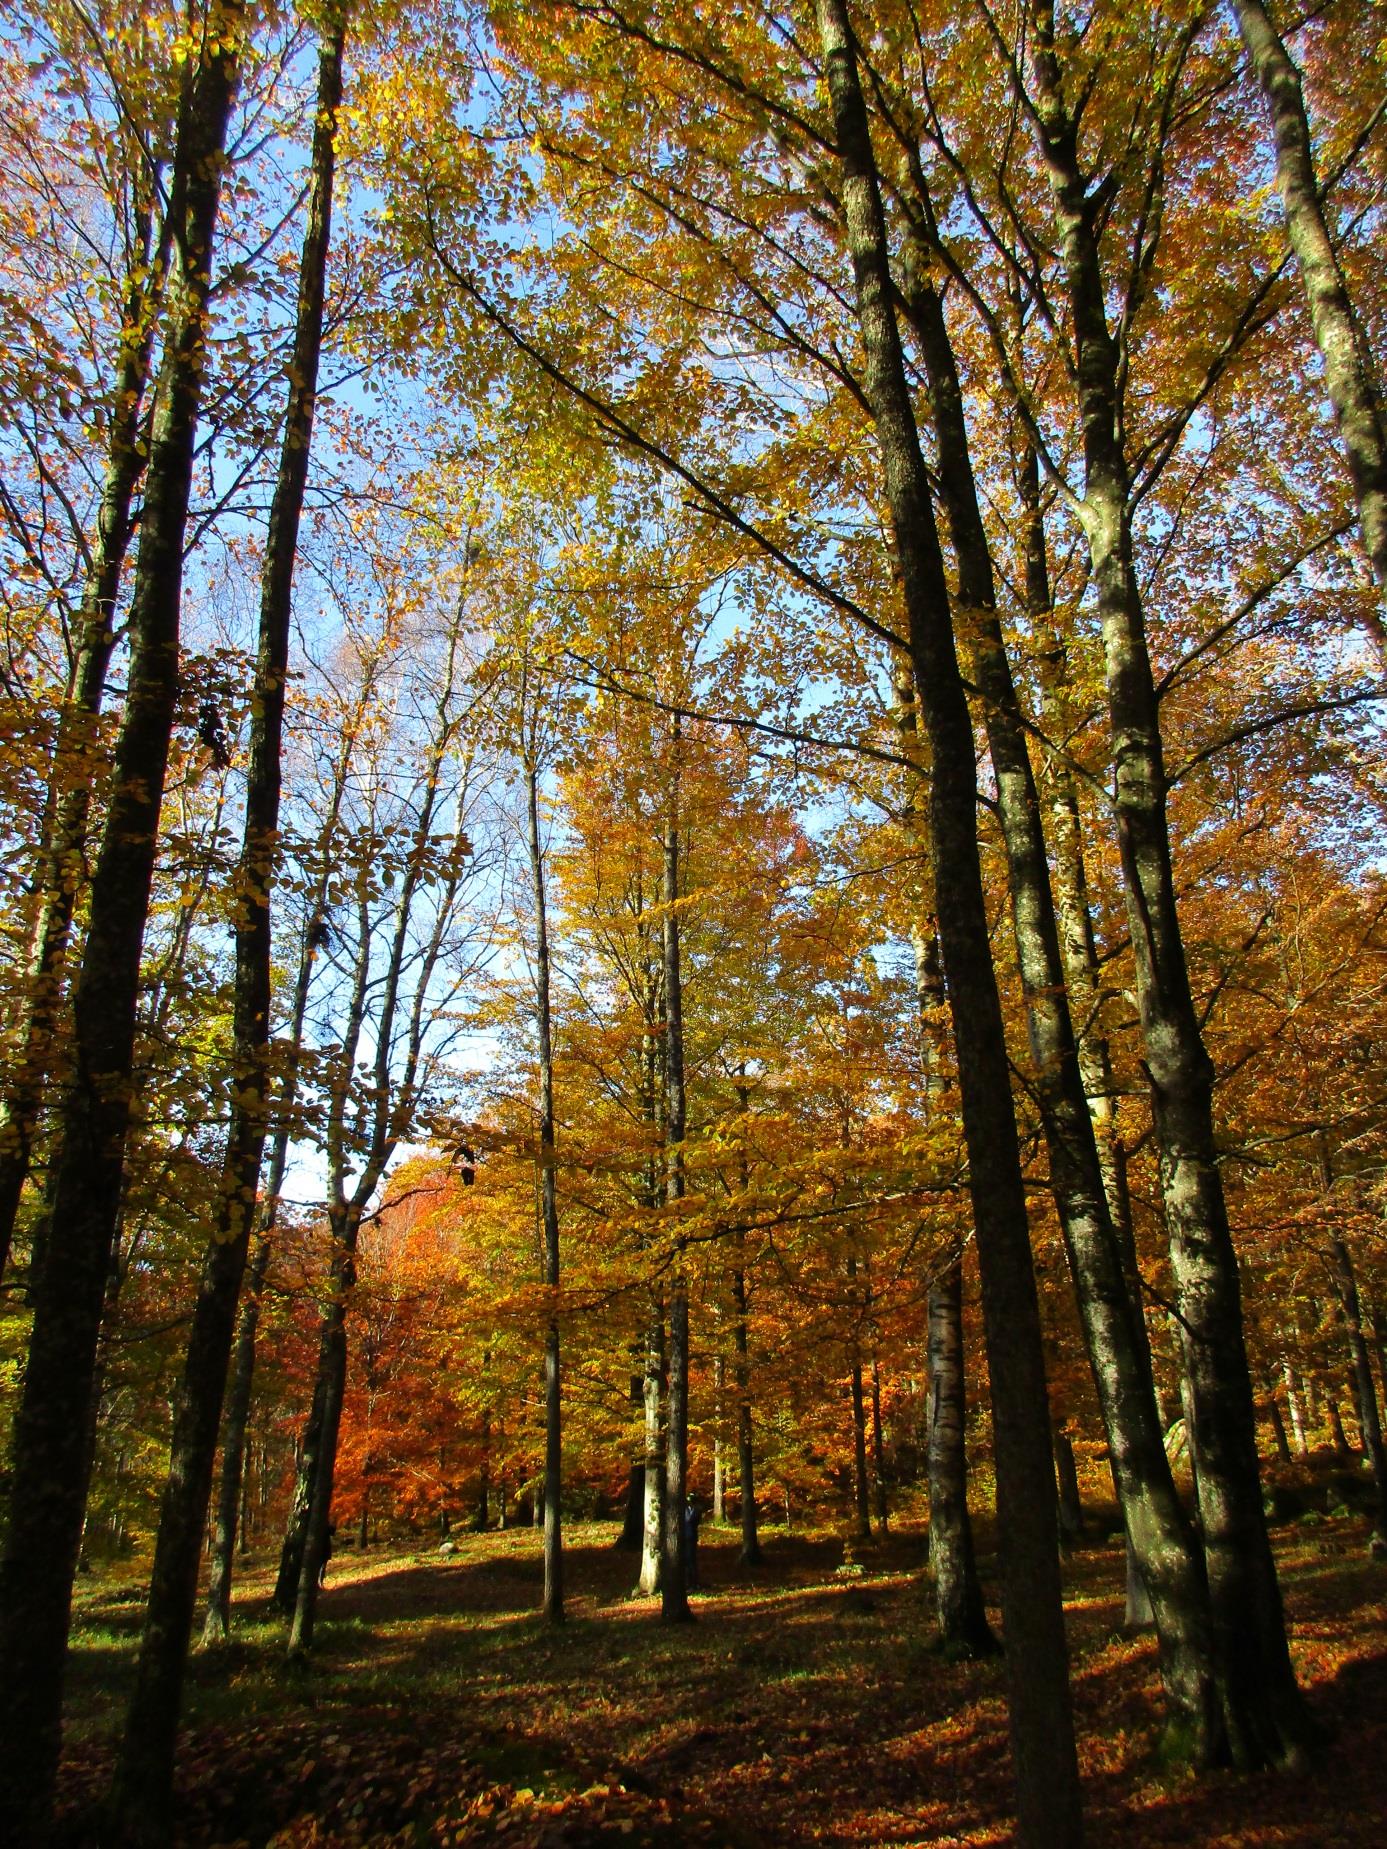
[1023,0,1313,1769]
[1231,0,1387,629]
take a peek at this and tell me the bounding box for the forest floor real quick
[59,1493,1387,1847]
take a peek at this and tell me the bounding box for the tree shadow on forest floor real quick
[57,1517,1387,1847]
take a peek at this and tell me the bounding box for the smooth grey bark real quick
[524,741,564,1622]
[107,24,347,1832]
[0,15,246,1839]
[816,5,1081,1837]
[660,784,692,1622]
[1231,0,1387,626]
[1021,0,1314,1769]
[904,239,1221,1759]
[639,1310,665,1593]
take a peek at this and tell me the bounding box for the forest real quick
[0,1,1385,1845]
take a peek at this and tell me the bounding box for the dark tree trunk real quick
[871,1356,889,1535]
[850,1357,872,1542]
[0,163,168,1281]
[289,1207,360,1653]
[0,16,246,1839]
[616,1465,645,1550]
[107,24,347,1832]
[1327,1237,1387,1553]
[1054,1428,1083,1550]
[733,1265,761,1567]
[660,790,692,1622]
[927,1262,999,1659]
[203,1232,274,1643]
[1024,0,1313,1769]
[814,11,1082,1835]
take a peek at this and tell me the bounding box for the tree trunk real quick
[902,244,1222,1765]
[1231,0,1387,625]
[1024,0,1313,1769]
[289,1206,360,1654]
[871,1356,889,1535]
[850,1356,872,1542]
[732,1262,761,1566]
[814,13,1082,1832]
[660,791,692,1622]
[1282,1357,1309,1457]
[927,1261,999,1659]
[712,1353,726,1524]
[1054,1427,1083,1550]
[107,24,347,1830]
[639,1309,664,1594]
[0,16,247,1838]
[616,1464,644,1550]
[0,163,168,1280]
[1327,1236,1387,1553]
[525,743,564,1622]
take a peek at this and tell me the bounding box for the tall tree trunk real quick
[712,1352,726,1524]
[525,743,564,1622]
[107,23,347,1832]
[815,9,1082,1835]
[901,244,1222,1763]
[660,787,692,1622]
[732,1259,761,1566]
[0,15,246,1838]
[1024,0,1313,1769]
[1231,0,1387,626]
[0,163,168,1281]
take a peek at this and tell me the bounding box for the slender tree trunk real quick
[289,1213,358,1654]
[850,1356,872,1542]
[525,743,564,1622]
[1024,0,1313,1769]
[1266,1390,1292,1465]
[0,17,246,1838]
[1054,1427,1083,1549]
[732,1262,761,1566]
[202,1232,273,1643]
[660,789,692,1622]
[712,1353,726,1524]
[1282,1357,1309,1457]
[0,170,168,1280]
[1231,0,1387,625]
[927,1261,998,1658]
[107,26,347,1832]
[871,1355,889,1535]
[1327,1236,1387,1553]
